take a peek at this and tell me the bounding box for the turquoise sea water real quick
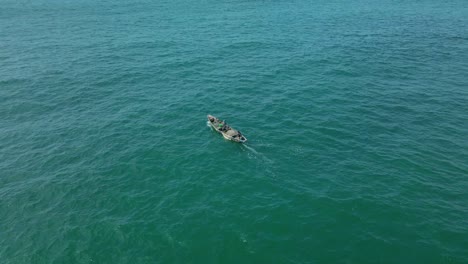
[1,0,468,263]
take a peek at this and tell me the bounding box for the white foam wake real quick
[242,143,274,164]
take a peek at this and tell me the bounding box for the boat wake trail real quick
[242,144,274,164]
[242,144,259,155]
[242,143,277,178]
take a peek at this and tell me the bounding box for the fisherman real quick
[221,124,228,132]
[217,120,227,131]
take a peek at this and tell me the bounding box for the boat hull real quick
[207,115,247,143]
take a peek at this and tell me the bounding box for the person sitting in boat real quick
[218,121,229,132]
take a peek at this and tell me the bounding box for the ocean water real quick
[1,0,468,263]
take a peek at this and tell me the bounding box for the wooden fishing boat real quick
[207,114,247,143]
